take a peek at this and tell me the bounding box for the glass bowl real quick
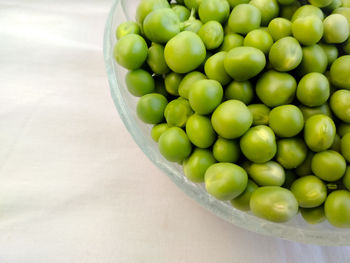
[103,0,350,246]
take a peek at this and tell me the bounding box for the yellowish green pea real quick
[231,180,258,211]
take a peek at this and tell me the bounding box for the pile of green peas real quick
[114,0,350,227]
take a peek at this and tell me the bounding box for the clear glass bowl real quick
[103,0,350,246]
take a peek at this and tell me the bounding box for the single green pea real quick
[219,34,244,52]
[225,81,254,104]
[116,21,140,40]
[205,163,248,200]
[312,150,346,182]
[212,137,241,163]
[323,14,350,44]
[343,166,350,191]
[250,0,279,26]
[309,0,333,7]
[147,43,169,75]
[164,31,206,74]
[319,44,338,66]
[243,29,274,54]
[224,47,266,81]
[299,103,332,121]
[186,114,216,148]
[198,0,230,24]
[330,56,350,90]
[297,45,328,76]
[283,170,297,189]
[250,186,298,222]
[171,4,190,22]
[228,4,262,35]
[136,0,170,25]
[240,125,277,163]
[184,0,202,10]
[297,73,330,107]
[256,70,297,107]
[295,151,314,177]
[304,114,336,152]
[125,69,155,97]
[151,123,169,142]
[246,161,285,186]
[158,127,192,162]
[280,1,301,21]
[330,90,350,123]
[212,100,253,139]
[164,98,193,127]
[268,18,292,41]
[114,34,148,70]
[291,17,323,46]
[198,21,224,50]
[248,104,271,126]
[227,0,250,8]
[136,93,168,124]
[276,138,307,169]
[339,123,350,137]
[341,133,350,162]
[291,5,324,22]
[300,206,326,224]
[178,71,206,99]
[333,8,350,27]
[231,180,258,211]
[291,175,327,208]
[268,37,302,72]
[164,72,184,96]
[331,134,342,152]
[183,148,216,182]
[188,80,223,115]
[204,52,231,86]
[325,190,350,228]
[182,18,203,33]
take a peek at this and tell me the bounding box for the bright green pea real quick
[292,16,323,46]
[224,47,266,81]
[186,114,216,148]
[225,81,254,104]
[297,73,330,107]
[205,163,248,200]
[212,137,241,163]
[212,100,253,139]
[136,0,170,25]
[341,133,350,162]
[250,0,279,26]
[299,103,332,121]
[198,21,224,50]
[164,31,206,74]
[276,138,307,169]
[228,4,262,35]
[304,114,336,152]
[280,1,301,20]
[268,37,302,72]
[231,180,258,211]
[184,0,202,10]
[178,71,207,99]
[323,14,350,44]
[298,45,328,76]
[125,69,155,97]
[300,206,326,224]
[198,0,230,24]
[227,0,250,8]
[188,80,223,115]
[116,21,140,40]
[243,29,274,54]
[248,104,271,126]
[330,56,350,90]
[204,52,231,85]
[339,123,350,137]
[171,4,190,22]
[343,166,350,191]
[183,148,216,182]
[295,151,314,177]
[309,0,333,7]
[333,8,350,27]
[147,43,169,75]
[151,123,169,142]
[291,5,324,22]
[164,72,184,96]
[219,34,244,51]
[246,161,285,186]
[250,186,298,222]
[325,190,350,228]
[136,93,168,124]
[114,34,148,70]
[164,98,193,127]
[268,18,292,41]
[312,150,346,182]
[182,18,203,33]
[330,90,350,123]
[319,43,339,66]
[158,127,192,162]
[291,175,327,208]
[240,125,277,163]
[283,170,297,189]
[256,70,297,107]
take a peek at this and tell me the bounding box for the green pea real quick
[333,8,350,27]
[212,100,253,139]
[125,69,155,97]
[116,21,140,40]
[283,170,297,189]
[228,4,262,35]
[343,166,350,191]
[268,18,292,41]
[114,34,148,70]
[158,127,192,162]
[248,104,271,126]
[186,114,216,148]
[136,0,170,25]
[164,31,206,74]
[231,180,258,211]
[291,5,324,22]
[250,186,298,222]
[268,37,302,72]
[182,19,203,33]
[164,72,184,96]
[204,52,231,85]
[304,114,336,152]
[325,190,350,228]
[297,73,330,107]
[225,81,254,104]
[295,151,314,177]
[184,0,202,10]
[227,0,250,8]
[198,21,224,50]
[164,97,193,127]
[243,29,274,54]
[171,4,190,22]
[330,56,350,90]
[297,45,328,76]
[151,123,169,142]
[291,176,327,208]
[189,80,223,115]
[250,0,279,26]
[219,34,244,51]
[323,14,350,44]
[341,0,350,8]
[276,138,307,169]
[147,43,169,75]
[198,0,230,24]
[300,206,326,224]
[341,133,350,162]
[205,163,248,200]
[136,93,168,124]
[256,70,297,107]
[324,0,342,11]
[331,134,342,152]
[319,44,339,66]
[280,1,301,21]
[299,103,333,121]
[178,71,207,99]
[269,105,304,138]
[224,47,266,81]
[309,0,332,7]
[240,125,277,163]
[312,150,346,182]
[212,137,241,163]
[291,16,323,46]
[183,148,216,182]
[330,90,350,123]
[153,76,169,98]
[246,161,285,186]
[339,123,350,137]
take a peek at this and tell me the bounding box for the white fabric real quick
[1,0,350,262]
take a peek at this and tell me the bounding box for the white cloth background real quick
[1,0,350,262]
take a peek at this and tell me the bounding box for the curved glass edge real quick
[103,0,350,246]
